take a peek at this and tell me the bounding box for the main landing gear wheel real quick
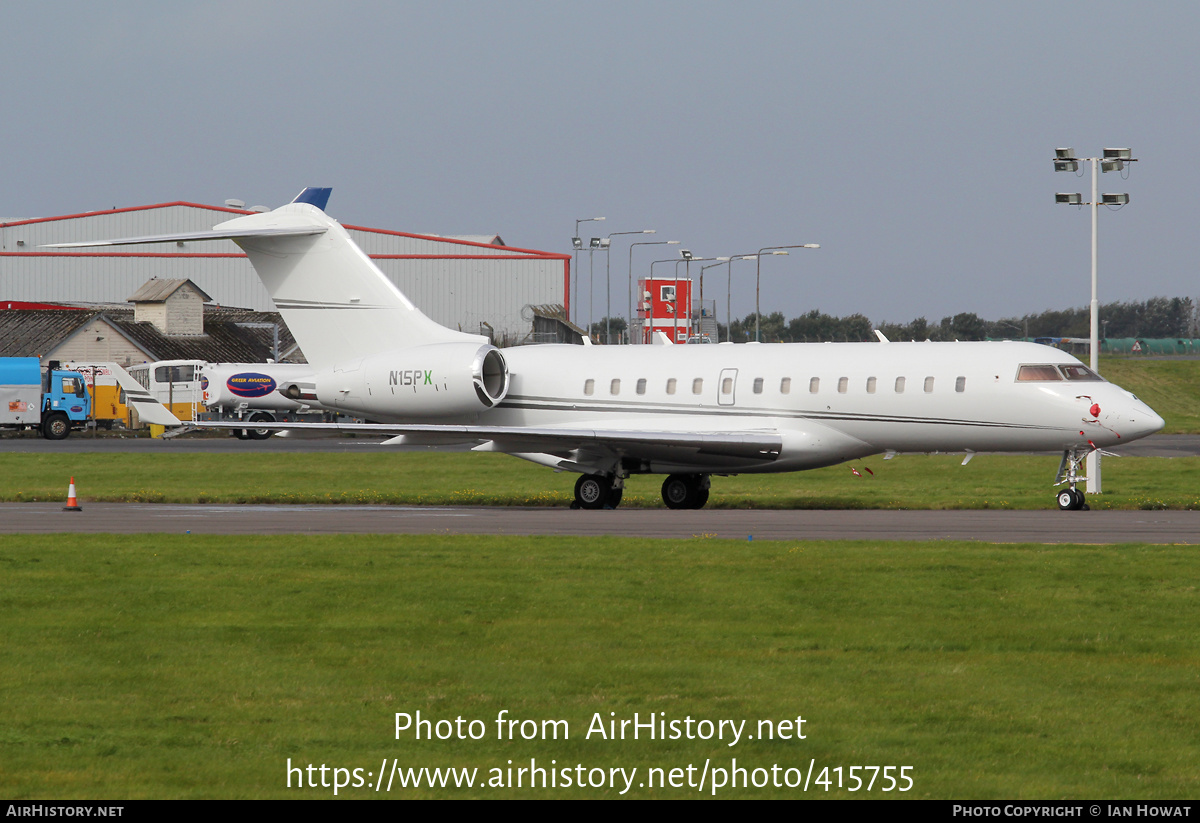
[574,474,613,510]
[661,473,710,510]
[606,486,623,509]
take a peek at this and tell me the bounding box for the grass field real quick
[1,534,1197,799]
[1099,357,1200,435]
[2,450,1198,509]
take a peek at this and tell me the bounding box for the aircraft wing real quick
[192,420,783,464]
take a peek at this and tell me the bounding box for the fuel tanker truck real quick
[199,362,335,439]
[123,360,340,439]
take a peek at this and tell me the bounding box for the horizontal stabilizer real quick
[104,363,183,426]
[42,224,327,249]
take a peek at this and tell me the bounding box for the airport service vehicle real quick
[61,362,124,428]
[51,188,1165,510]
[124,359,326,439]
[0,357,91,439]
[199,361,326,439]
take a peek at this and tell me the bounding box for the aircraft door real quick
[718,368,738,406]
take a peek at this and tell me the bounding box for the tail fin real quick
[45,189,484,371]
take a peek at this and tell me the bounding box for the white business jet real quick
[49,189,1164,511]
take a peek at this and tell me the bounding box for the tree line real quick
[712,296,1197,343]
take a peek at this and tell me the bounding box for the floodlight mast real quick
[1052,147,1137,494]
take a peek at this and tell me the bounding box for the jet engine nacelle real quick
[308,342,509,419]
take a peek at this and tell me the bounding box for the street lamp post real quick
[603,229,655,344]
[571,217,604,326]
[629,240,678,344]
[1054,147,1136,494]
[722,254,760,341]
[700,259,731,341]
[754,245,819,342]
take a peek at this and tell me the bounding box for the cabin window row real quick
[582,375,968,396]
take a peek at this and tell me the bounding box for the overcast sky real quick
[3,1,1196,326]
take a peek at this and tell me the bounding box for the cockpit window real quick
[1016,365,1063,381]
[1016,364,1105,382]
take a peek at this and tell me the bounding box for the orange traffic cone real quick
[63,477,82,512]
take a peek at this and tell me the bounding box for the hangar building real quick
[0,199,570,345]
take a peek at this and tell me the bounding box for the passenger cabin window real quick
[837,377,848,393]
[692,378,703,395]
[666,378,677,395]
[955,376,966,393]
[721,377,733,395]
[780,377,791,394]
[924,376,935,393]
[583,379,595,396]
[809,377,820,394]
[1017,365,1063,381]
[610,379,621,395]
[753,377,764,394]
[895,376,905,393]
[866,377,877,394]
[636,378,647,395]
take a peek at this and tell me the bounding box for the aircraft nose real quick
[1120,399,1165,441]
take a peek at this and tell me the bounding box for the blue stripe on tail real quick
[291,187,332,211]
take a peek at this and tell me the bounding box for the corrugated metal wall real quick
[0,204,566,342]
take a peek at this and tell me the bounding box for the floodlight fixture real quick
[590,237,602,248]
[1056,192,1083,205]
[1101,193,1130,206]
[680,249,693,260]
[1103,148,1132,160]
[1055,148,1076,160]
[1054,159,1080,172]
[572,237,583,250]
[599,238,611,248]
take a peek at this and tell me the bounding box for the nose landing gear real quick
[1054,448,1092,511]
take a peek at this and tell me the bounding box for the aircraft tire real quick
[42,412,71,441]
[693,488,710,509]
[1057,489,1085,511]
[575,474,612,510]
[662,474,696,509]
[606,486,623,509]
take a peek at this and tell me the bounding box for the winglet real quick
[874,329,890,343]
[291,187,332,211]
